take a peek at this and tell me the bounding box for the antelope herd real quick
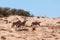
[12,20,28,28]
[0,17,41,31]
[12,19,41,31]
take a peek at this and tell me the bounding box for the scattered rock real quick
[1,36,6,40]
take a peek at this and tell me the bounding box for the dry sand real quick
[0,15,60,40]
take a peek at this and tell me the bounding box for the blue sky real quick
[0,0,60,18]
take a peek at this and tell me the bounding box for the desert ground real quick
[0,15,60,40]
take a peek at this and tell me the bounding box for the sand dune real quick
[0,15,60,40]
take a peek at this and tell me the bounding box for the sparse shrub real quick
[17,9,30,17]
[37,16,40,18]
[0,7,33,17]
[0,7,3,14]
[10,8,17,15]
[0,7,10,17]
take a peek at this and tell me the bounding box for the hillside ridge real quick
[0,15,60,40]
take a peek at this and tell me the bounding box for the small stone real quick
[1,36,6,40]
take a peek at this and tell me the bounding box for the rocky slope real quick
[0,15,60,40]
